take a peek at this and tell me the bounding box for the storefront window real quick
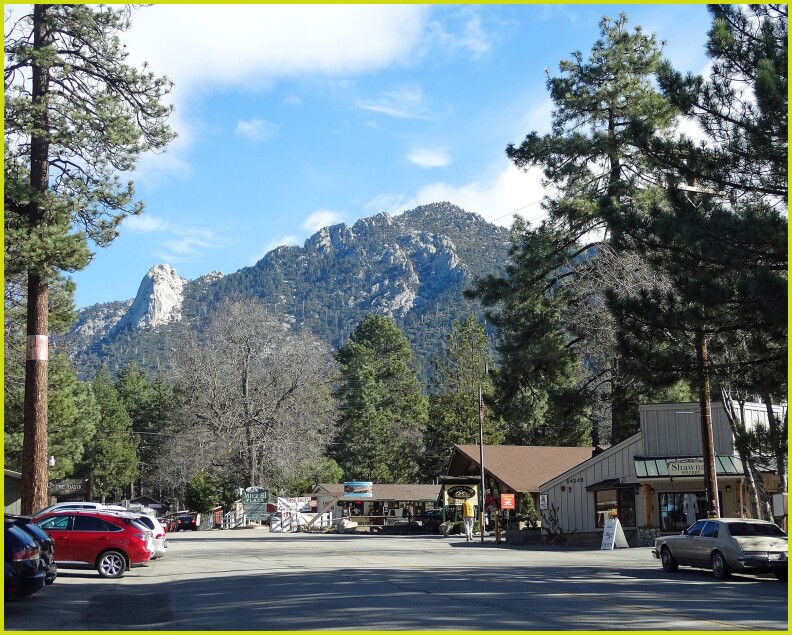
[595,489,637,528]
[595,490,617,528]
[658,492,708,531]
[619,489,636,527]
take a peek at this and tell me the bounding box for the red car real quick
[34,510,152,578]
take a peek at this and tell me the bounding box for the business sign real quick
[667,460,705,477]
[443,484,477,505]
[539,494,548,510]
[500,493,516,510]
[343,482,373,497]
[601,517,629,550]
[48,478,88,496]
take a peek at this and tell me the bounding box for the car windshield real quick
[728,522,786,537]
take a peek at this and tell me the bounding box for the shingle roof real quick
[450,444,595,493]
[313,483,441,502]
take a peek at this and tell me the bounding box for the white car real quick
[128,514,168,558]
[33,501,128,515]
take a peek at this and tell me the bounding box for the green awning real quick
[634,455,745,479]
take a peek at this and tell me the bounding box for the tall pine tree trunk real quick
[695,332,719,517]
[21,5,52,515]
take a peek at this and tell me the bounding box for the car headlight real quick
[742,551,768,557]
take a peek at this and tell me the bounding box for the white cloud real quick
[369,161,549,228]
[303,210,344,233]
[235,119,278,142]
[122,214,169,233]
[407,148,451,169]
[123,5,427,94]
[357,84,432,120]
[155,228,232,264]
[120,5,429,183]
[426,7,492,59]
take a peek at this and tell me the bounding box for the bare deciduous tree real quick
[167,297,337,489]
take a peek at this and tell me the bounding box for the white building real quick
[539,402,783,547]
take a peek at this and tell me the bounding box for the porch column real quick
[642,483,653,526]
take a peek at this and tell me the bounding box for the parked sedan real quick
[654,518,788,580]
[5,515,57,585]
[4,523,45,599]
[34,510,151,578]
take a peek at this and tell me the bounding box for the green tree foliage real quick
[5,352,99,479]
[4,3,174,513]
[472,14,678,445]
[470,220,593,446]
[289,458,345,497]
[115,363,178,486]
[82,366,139,499]
[185,470,220,515]
[4,4,175,270]
[421,315,505,479]
[606,5,787,500]
[332,315,428,483]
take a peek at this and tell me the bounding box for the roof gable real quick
[448,444,595,493]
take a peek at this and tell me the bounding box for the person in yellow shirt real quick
[462,498,476,541]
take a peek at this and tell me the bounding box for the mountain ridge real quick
[61,202,511,378]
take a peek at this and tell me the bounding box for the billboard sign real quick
[343,482,373,497]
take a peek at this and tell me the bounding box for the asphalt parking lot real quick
[4,529,788,631]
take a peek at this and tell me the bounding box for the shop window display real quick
[659,492,709,531]
[594,489,637,528]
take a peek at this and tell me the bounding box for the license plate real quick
[768,552,784,561]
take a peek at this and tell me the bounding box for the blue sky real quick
[53,4,712,309]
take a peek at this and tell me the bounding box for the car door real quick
[689,520,720,565]
[674,520,708,564]
[36,515,73,562]
[69,515,112,564]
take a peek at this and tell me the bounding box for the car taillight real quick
[155,532,164,539]
[13,546,40,561]
[131,532,147,541]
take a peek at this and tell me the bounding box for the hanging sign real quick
[601,517,629,550]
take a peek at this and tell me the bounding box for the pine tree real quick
[83,366,139,500]
[5,5,174,513]
[607,5,788,508]
[115,363,178,489]
[332,315,428,483]
[475,14,677,444]
[422,315,505,480]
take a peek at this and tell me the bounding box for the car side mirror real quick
[682,528,688,535]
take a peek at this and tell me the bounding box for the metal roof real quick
[633,455,744,479]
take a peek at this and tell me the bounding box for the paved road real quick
[4,529,788,630]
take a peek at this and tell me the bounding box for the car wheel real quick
[660,546,679,572]
[774,570,787,581]
[712,551,731,580]
[96,550,127,579]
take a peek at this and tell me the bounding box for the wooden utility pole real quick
[21,4,52,515]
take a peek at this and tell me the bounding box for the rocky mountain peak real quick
[112,263,187,333]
